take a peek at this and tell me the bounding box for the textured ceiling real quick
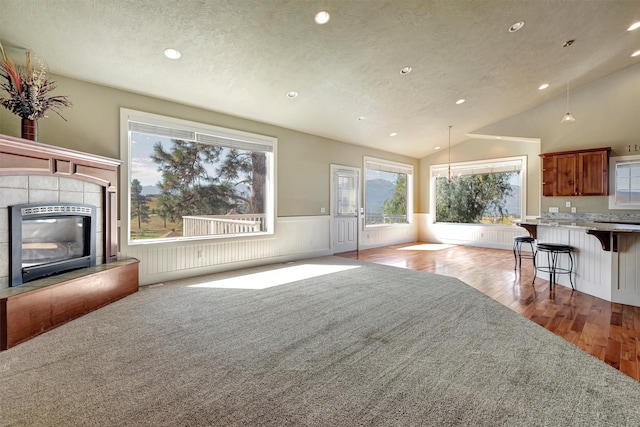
[1,0,639,158]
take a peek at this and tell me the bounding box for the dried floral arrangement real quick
[0,42,71,121]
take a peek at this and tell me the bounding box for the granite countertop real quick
[517,219,640,232]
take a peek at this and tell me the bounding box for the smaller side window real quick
[609,155,640,209]
[364,157,413,226]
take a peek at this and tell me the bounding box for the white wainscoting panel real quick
[614,234,640,306]
[535,227,612,301]
[423,221,523,250]
[571,230,611,301]
[416,213,430,242]
[359,217,418,251]
[536,227,570,245]
[121,216,332,285]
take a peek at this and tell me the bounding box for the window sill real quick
[364,222,412,229]
[432,222,519,228]
[127,231,274,246]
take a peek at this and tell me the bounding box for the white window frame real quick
[363,156,414,228]
[430,156,526,224]
[609,154,640,209]
[120,108,276,245]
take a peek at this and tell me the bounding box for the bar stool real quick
[513,236,536,270]
[534,243,575,290]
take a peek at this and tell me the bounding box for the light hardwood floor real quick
[337,242,640,381]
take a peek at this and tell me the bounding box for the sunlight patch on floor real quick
[187,264,361,290]
[398,243,455,251]
[385,261,408,268]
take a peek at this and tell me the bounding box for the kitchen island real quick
[517,219,640,307]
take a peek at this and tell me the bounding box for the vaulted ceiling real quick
[1,0,639,158]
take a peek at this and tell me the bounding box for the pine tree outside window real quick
[122,109,275,243]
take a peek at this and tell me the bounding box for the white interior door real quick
[331,165,360,253]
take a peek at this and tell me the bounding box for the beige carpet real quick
[1,256,639,426]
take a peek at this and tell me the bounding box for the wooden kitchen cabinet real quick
[540,147,610,196]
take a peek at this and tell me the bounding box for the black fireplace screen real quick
[10,203,96,286]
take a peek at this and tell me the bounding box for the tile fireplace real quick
[0,134,139,350]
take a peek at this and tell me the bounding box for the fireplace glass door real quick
[22,217,88,267]
[10,203,97,286]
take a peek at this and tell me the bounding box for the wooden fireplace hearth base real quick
[0,258,139,350]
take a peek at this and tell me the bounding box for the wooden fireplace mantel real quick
[0,133,121,262]
[0,133,139,350]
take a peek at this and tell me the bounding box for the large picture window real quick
[364,157,413,226]
[122,109,275,243]
[431,157,525,225]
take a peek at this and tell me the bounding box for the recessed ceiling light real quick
[314,10,330,24]
[163,48,181,60]
[286,91,298,98]
[400,66,412,75]
[538,83,550,90]
[628,22,640,31]
[455,98,466,105]
[508,21,525,33]
[434,146,441,150]
[632,50,640,57]
[357,116,366,121]
[389,132,398,137]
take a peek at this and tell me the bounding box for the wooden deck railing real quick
[182,214,266,236]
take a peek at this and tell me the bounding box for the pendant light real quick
[560,39,576,124]
[447,125,452,183]
[561,80,575,124]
